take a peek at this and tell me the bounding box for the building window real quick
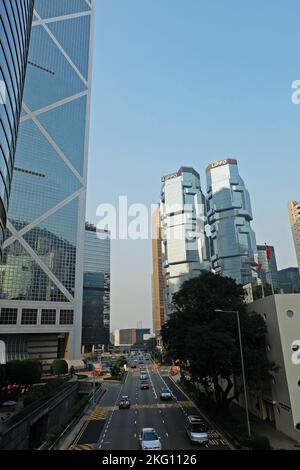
[60,310,74,325]
[0,308,18,325]
[21,309,38,325]
[41,309,56,325]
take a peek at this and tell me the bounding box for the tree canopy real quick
[6,359,42,386]
[161,272,276,411]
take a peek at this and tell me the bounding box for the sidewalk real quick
[230,403,299,450]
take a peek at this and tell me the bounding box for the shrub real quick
[51,359,68,376]
[240,434,271,450]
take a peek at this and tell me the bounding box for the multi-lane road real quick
[70,358,231,451]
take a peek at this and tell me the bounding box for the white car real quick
[159,387,172,400]
[139,428,162,451]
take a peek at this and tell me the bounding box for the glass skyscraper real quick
[82,224,111,353]
[160,167,210,310]
[257,245,280,292]
[0,0,35,247]
[0,0,94,366]
[206,159,258,286]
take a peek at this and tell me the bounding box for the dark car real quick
[140,381,149,390]
[119,396,131,409]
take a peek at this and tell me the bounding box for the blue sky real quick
[86,0,300,330]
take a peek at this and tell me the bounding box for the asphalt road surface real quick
[70,358,231,451]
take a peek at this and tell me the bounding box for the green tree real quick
[161,272,276,412]
[6,360,41,386]
[51,359,68,376]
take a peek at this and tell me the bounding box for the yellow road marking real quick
[72,444,93,451]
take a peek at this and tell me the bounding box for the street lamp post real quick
[215,309,251,437]
[92,364,96,405]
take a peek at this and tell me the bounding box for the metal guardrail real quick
[2,381,78,432]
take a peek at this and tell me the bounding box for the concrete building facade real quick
[244,295,300,443]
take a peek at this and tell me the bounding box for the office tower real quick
[152,208,166,338]
[82,224,111,353]
[206,158,258,286]
[288,201,300,271]
[278,268,300,294]
[0,1,94,367]
[0,0,35,246]
[160,167,210,309]
[257,245,280,292]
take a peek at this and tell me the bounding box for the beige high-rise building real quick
[152,208,166,340]
[288,201,300,271]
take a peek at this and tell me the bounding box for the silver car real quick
[139,428,162,451]
[140,373,148,380]
[159,387,172,400]
[186,415,209,445]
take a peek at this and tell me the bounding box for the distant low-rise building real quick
[112,328,151,347]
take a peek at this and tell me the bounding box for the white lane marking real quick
[146,363,158,399]
[134,433,136,438]
[166,433,169,437]
[97,374,127,449]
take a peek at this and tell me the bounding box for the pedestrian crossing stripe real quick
[90,407,108,420]
[97,401,194,412]
[70,444,93,451]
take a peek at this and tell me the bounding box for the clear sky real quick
[86,0,300,331]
